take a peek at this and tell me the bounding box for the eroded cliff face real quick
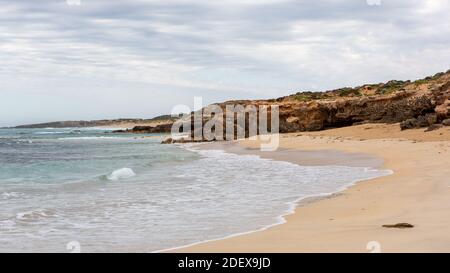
[213,70,450,136]
[277,91,437,132]
[154,70,450,143]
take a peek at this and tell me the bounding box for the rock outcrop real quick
[113,123,173,134]
[278,91,436,132]
[162,70,450,143]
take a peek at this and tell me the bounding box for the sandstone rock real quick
[157,70,450,140]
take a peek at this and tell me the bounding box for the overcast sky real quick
[1,0,450,126]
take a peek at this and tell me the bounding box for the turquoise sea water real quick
[0,128,391,252]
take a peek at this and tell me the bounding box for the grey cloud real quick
[0,0,449,126]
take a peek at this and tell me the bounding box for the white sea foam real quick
[157,147,393,253]
[34,131,66,135]
[58,136,123,140]
[86,127,126,131]
[0,134,393,252]
[16,209,57,221]
[15,140,33,144]
[0,219,16,230]
[106,168,136,181]
[1,192,25,200]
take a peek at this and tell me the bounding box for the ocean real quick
[0,128,391,252]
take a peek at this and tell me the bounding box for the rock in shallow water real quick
[161,137,173,144]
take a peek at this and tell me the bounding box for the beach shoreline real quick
[157,142,390,253]
[171,123,450,253]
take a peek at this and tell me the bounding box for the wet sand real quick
[173,123,450,252]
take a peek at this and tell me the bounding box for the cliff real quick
[163,70,450,143]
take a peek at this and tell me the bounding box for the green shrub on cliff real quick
[292,91,329,101]
[336,87,361,97]
[377,80,407,94]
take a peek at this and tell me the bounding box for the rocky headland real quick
[14,70,449,141]
[160,70,450,143]
[12,115,177,129]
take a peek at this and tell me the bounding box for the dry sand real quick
[174,123,450,253]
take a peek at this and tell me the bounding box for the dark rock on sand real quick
[425,124,443,132]
[400,118,419,130]
[382,223,414,229]
[400,114,438,130]
[443,119,450,126]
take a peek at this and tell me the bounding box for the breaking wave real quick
[106,168,136,181]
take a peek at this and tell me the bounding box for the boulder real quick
[400,118,418,130]
[425,113,438,126]
[442,119,450,126]
[401,113,438,130]
[425,124,443,132]
[161,137,173,144]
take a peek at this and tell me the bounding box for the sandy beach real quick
[174,123,450,253]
